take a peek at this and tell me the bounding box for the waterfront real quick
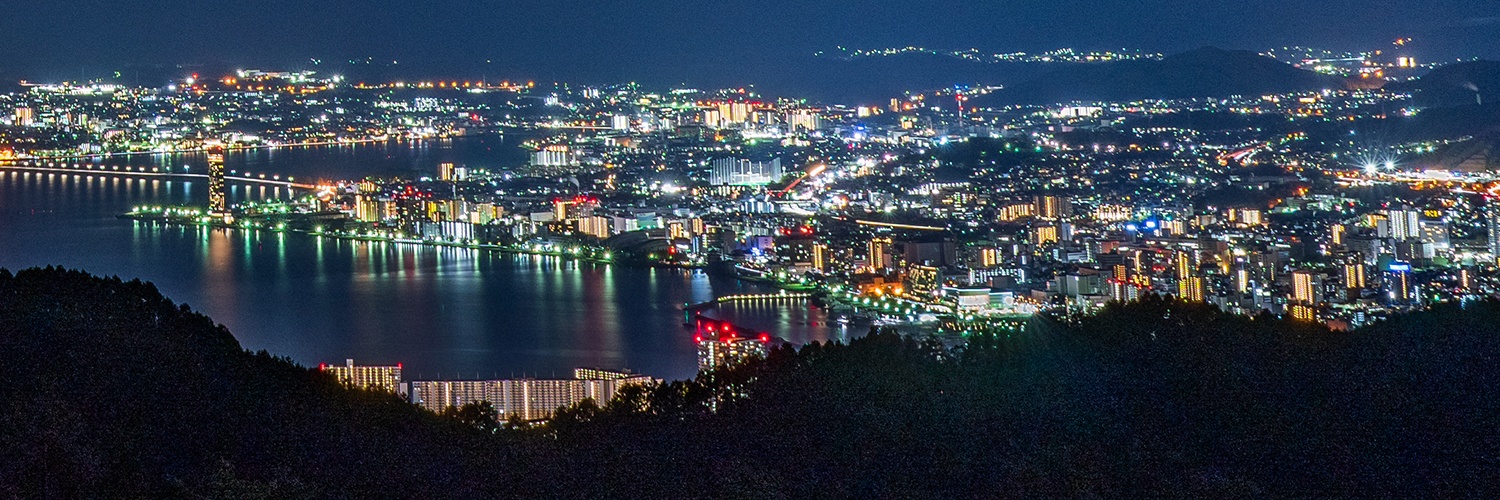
[0,142,844,381]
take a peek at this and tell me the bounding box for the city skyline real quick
[5,2,1500,495]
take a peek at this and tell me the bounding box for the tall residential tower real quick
[207,144,227,217]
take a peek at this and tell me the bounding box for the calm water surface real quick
[0,139,845,380]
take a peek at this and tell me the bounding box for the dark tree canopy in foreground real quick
[1,267,1497,498]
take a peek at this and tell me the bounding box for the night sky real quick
[4,0,1498,88]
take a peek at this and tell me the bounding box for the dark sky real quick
[3,0,1498,85]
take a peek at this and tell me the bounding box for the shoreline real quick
[3,136,458,162]
[120,211,702,270]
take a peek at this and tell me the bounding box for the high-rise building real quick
[1383,207,1421,240]
[1093,204,1131,222]
[578,216,613,239]
[1488,199,1500,257]
[408,380,494,411]
[611,114,631,131]
[980,247,1002,268]
[715,101,752,125]
[1384,262,1416,305]
[812,243,830,273]
[407,369,654,420]
[13,107,34,127]
[321,359,403,395]
[1035,195,1072,220]
[354,194,381,222]
[1032,225,1060,246]
[1291,269,1320,305]
[1177,276,1205,302]
[1342,253,1367,294]
[785,109,822,131]
[553,196,598,222]
[1175,251,1193,279]
[532,145,576,167]
[1234,262,1251,294]
[207,144,227,216]
[1289,304,1317,322]
[998,202,1035,222]
[867,238,892,273]
[697,335,770,372]
[1108,278,1146,303]
[438,162,455,181]
[1228,208,1264,227]
[905,264,941,299]
[709,158,784,186]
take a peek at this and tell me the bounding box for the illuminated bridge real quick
[0,160,317,190]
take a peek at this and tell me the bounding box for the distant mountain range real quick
[1387,60,1500,108]
[972,47,1345,106]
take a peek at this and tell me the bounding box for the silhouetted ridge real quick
[0,267,496,498]
[3,269,1499,497]
[1389,60,1500,107]
[978,46,1343,105]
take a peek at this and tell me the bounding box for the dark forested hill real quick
[548,297,1500,497]
[0,267,505,498]
[3,268,1498,497]
[1389,60,1500,108]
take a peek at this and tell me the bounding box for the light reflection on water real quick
[0,157,832,380]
